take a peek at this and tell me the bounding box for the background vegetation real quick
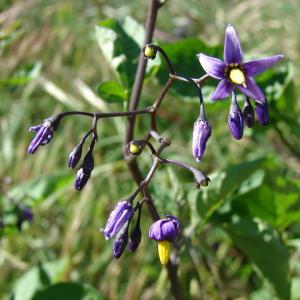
[1,0,300,299]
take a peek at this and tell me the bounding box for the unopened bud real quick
[228,93,244,140]
[128,206,142,252]
[126,141,143,156]
[255,99,269,126]
[68,142,83,169]
[112,221,129,259]
[192,118,211,161]
[243,97,255,128]
[143,45,157,60]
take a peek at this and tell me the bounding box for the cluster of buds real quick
[101,199,180,266]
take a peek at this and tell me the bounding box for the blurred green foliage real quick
[1,0,300,299]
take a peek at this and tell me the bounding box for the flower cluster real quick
[192,25,283,159]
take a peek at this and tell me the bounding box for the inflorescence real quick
[27,25,282,266]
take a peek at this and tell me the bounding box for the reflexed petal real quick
[224,25,243,64]
[243,55,284,77]
[237,77,265,102]
[197,53,225,79]
[211,79,234,100]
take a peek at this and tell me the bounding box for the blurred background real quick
[0,0,299,299]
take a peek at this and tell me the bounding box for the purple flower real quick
[102,201,134,240]
[255,99,269,126]
[228,93,244,140]
[192,118,211,161]
[28,116,61,154]
[197,25,283,103]
[149,215,180,242]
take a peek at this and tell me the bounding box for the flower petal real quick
[224,24,243,64]
[197,53,225,80]
[243,54,284,77]
[211,79,234,100]
[237,77,265,102]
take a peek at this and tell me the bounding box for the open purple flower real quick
[102,201,134,240]
[197,25,283,103]
[149,215,180,242]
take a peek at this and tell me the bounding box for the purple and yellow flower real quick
[102,201,134,240]
[197,25,283,103]
[149,215,180,266]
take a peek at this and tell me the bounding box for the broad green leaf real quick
[96,80,127,102]
[9,259,69,300]
[225,219,290,300]
[31,283,104,300]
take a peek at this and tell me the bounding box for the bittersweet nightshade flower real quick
[228,92,244,140]
[149,215,180,242]
[149,215,180,266]
[197,25,283,103]
[243,97,255,128]
[102,201,134,240]
[255,99,269,126]
[192,118,211,161]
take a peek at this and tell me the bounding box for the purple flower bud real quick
[102,201,134,240]
[149,215,180,242]
[255,99,269,126]
[128,206,142,252]
[243,97,255,128]
[17,207,34,230]
[28,116,60,154]
[228,93,244,140]
[112,221,129,259]
[68,142,83,169]
[192,118,211,161]
[74,168,90,191]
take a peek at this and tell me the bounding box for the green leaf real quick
[96,80,127,102]
[10,259,69,300]
[156,38,222,97]
[31,283,104,300]
[225,219,290,300]
[196,159,265,221]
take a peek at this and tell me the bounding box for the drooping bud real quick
[68,141,83,169]
[243,97,255,128]
[157,240,171,266]
[102,201,134,240]
[112,221,129,259]
[192,118,211,161]
[28,115,61,154]
[128,205,142,252]
[74,139,95,191]
[125,140,143,156]
[228,92,244,140]
[143,44,157,60]
[255,99,269,126]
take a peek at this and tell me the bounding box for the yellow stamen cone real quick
[229,68,246,85]
[157,241,171,266]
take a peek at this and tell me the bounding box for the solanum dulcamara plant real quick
[26,10,283,296]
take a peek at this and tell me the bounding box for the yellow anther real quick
[157,241,171,266]
[229,68,246,85]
